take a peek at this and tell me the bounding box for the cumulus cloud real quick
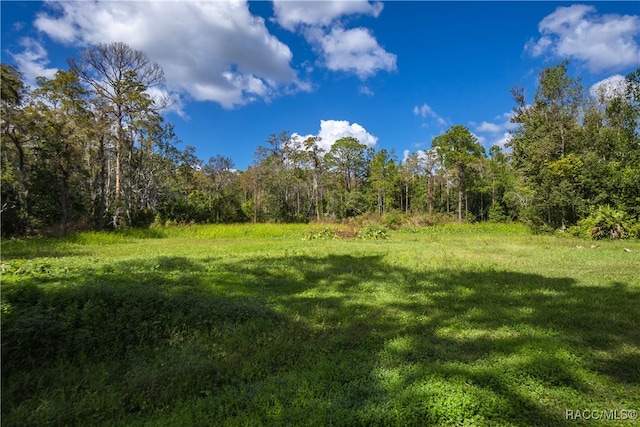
[471,113,516,133]
[402,149,411,163]
[10,37,58,83]
[471,112,517,148]
[292,120,377,153]
[291,132,316,144]
[272,0,383,31]
[31,0,308,108]
[401,149,441,170]
[413,103,447,127]
[471,132,487,146]
[402,149,425,164]
[273,0,396,80]
[314,27,396,79]
[494,132,513,149]
[145,86,188,119]
[317,119,378,151]
[525,4,640,73]
[475,121,502,133]
[589,74,636,103]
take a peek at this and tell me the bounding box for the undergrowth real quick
[568,205,639,240]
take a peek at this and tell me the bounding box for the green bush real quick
[488,202,508,223]
[381,210,404,229]
[570,206,635,240]
[357,224,389,240]
[303,227,338,240]
[628,221,640,238]
[400,212,455,228]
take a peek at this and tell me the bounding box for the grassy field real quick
[2,223,639,426]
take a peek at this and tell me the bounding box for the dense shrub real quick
[568,205,637,240]
[395,212,454,228]
[381,210,404,229]
[303,227,338,240]
[488,202,509,223]
[357,224,389,240]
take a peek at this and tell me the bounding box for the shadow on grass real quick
[2,253,639,426]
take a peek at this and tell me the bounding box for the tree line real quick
[2,43,639,237]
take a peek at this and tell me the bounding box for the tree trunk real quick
[98,134,107,230]
[10,135,29,232]
[465,192,468,219]
[315,180,320,221]
[428,176,434,214]
[114,110,123,227]
[457,166,463,222]
[59,164,71,235]
[405,182,409,213]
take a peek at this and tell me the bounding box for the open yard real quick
[2,224,639,426]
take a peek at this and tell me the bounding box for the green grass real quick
[2,223,639,426]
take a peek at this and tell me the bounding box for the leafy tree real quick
[301,136,325,221]
[369,148,398,215]
[202,155,245,222]
[510,62,640,229]
[1,64,31,234]
[509,61,586,227]
[324,137,368,193]
[324,137,370,218]
[252,131,300,222]
[431,125,485,222]
[484,145,517,222]
[398,152,419,213]
[69,42,168,227]
[29,70,94,234]
[510,61,583,168]
[592,69,640,218]
[239,165,263,223]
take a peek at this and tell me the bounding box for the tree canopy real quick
[2,50,639,237]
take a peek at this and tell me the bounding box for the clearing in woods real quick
[2,223,639,426]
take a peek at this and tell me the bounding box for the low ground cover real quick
[2,223,639,426]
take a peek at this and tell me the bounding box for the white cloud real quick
[273,0,396,80]
[402,149,411,163]
[315,27,396,79]
[472,113,516,134]
[401,148,428,164]
[401,149,440,171]
[496,111,516,121]
[525,4,640,73]
[359,85,374,96]
[291,120,377,153]
[317,120,377,151]
[525,36,553,58]
[291,132,316,144]
[494,132,513,149]
[413,104,432,118]
[146,86,188,119]
[589,74,635,103]
[10,37,58,83]
[413,103,447,126]
[475,121,502,133]
[31,0,308,108]
[471,132,487,146]
[472,112,517,148]
[272,0,383,31]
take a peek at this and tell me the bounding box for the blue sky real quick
[2,1,639,170]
